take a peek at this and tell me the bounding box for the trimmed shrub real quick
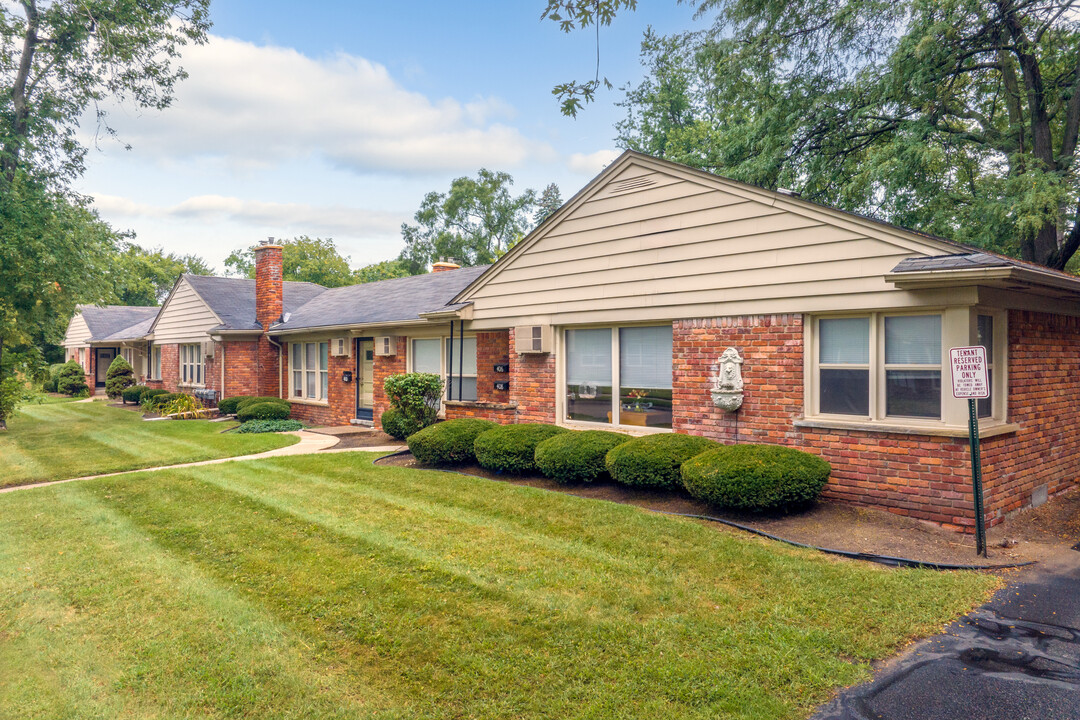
[383,373,442,436]
[217,395,255,415]
[237,419,304,433]
[235,396,286,413]
[380,407,412,440]
[122,384,149,404]
[605,433,720,489]
[237,401,290,422]
[141,387,168,402]
[681,445,832,512]
[473,423,569,475]
[105,356,135,399]
[534,430,632,484]
[42,378,57,393]
[407,418,498,465]
[55,360,88,396]
[149,392,182,409]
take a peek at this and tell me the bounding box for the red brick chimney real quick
[255,239,284,330]
[432,258,461,273]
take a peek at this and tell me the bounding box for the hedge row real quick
[401,419,830,511]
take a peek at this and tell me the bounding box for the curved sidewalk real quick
[0,431,405,494]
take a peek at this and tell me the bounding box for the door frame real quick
[355,337,374,421]
[95,347,118,387]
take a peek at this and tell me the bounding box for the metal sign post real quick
[950,346,990,557]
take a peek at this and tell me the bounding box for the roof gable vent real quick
[606,175,658,196]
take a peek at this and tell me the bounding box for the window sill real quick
[443,400,517,411]
[178,383,205,389]
[560,419,672,436]
[794,417,1020,439]
[288,397,329,407]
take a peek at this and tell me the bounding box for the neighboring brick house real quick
[60,151,1080,531]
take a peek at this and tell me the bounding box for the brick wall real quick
[373,342,407,431]
[222,340,262,398]
[981,310,1080,521]
[283,340,357,426]
[508,327,557,424]
[476,331,511,403]
[158,343,180,392]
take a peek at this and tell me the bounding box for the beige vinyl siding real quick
[152,278,221,343]
[466,164,955,329]
[63,313,91,347]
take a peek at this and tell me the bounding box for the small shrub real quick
[407,418,498,465]
[383,373,442,435]
[161,394,211,419]
[122,384,149,404]
[217,395,255,415]
[141,387,168,402]
[237,419,303,433]
[42,378,57,393]
[535,430,632,484]
[681,445,832,511]
[380,407,413,440]
[235,396,285,413]
[55,361,88,396]
[105,356,135,399]
[605,433,720,489]
[148,392,181,409]
[237,401,290,422]
[474,423,569,475]
[0,377,38,430]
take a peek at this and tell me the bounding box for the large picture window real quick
[816,314,941,421]
[291,342,329,401]
[565,325,673,429]
[409,336,477,402]
[180,343,204,385]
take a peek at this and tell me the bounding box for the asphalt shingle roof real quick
[183,274,328,331]
[80,305,159,342]
[890,253,1013,273]
[271,265,489,332]
[97,315,157,342]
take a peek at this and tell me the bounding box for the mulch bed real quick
[377,452,1080,568]
[108,401,161,419]
[321,431,401,450]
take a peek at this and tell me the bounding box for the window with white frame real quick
[152,346,162,380]
[565,325,673,429]
[291,342,329,401]
[410,336,478,402]
[815,314,942,421]
[180,343,204,385]
[976,314,995,419]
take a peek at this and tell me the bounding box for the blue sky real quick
[78,1,699,271]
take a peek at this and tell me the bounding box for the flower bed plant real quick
[122,384,150,404]
[237,419,304,434]
[381,373,443,440]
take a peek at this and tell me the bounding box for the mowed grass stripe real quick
[0,484,403,719]
[0,402,297,487]
[34,455,1001,720]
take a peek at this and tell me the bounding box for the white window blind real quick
[566,328,612,385]
[819,318,870,363]
[619,326,672,389]
[884,315,941,364]
[411,338,441,374]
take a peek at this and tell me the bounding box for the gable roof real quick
[182,274,328,331]
[78,305,159,342]
[96,315,157,342]
[270,265,489,333]
[451,150,980,305]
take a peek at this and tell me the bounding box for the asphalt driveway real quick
[813,552,1080,720]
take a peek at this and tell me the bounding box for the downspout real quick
[267,335,283,399]
[220,342,226,399]
[448,321,454,401]
[458,320,464,400]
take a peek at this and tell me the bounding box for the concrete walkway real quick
[0,431,405,494]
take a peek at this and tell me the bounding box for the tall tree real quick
[398,169,538,272]
[534,183,564,225]
[113,244,212,306]
[353,259,417,284]
[550,0,1080,270]
[224,236,355,287]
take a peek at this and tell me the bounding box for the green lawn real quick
[0,453,999,719]
[0,401,298,487]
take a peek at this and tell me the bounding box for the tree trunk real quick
[2,0,39,186]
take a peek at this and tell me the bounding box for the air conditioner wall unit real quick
[374,336,398,356]
[330,337,351,357]
[514,325,552,354]
[203,340,215,359]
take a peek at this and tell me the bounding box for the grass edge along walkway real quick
[0,452,1002,720]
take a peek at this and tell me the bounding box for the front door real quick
[95,348,115,386]
[355,338,375,421]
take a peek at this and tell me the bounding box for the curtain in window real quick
[819,318,869,415]
[618,326,672,429]
[565,328,612,424]
[412,339,441,374]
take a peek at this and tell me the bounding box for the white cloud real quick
[567,149,622,175]
[93,35,556,175]
[93,193,404,242]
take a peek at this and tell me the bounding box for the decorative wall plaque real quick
[711,347,744,412]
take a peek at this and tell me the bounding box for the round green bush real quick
[42,378,57,393]
[407,418,498,465]
[122,384,149,404]
[681,444,832,511]
[237,401,290,422]
[605,433,720,489]
[381,406,424,440]
[105,356,135,399]
[473,423,570,475]
[148,392,181,409]
[534,430,632,484]
[237,419,304,433]
[140,388,168,404]
[235,396,285,413]
[55,360,88,396]
[217,395,255,415]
